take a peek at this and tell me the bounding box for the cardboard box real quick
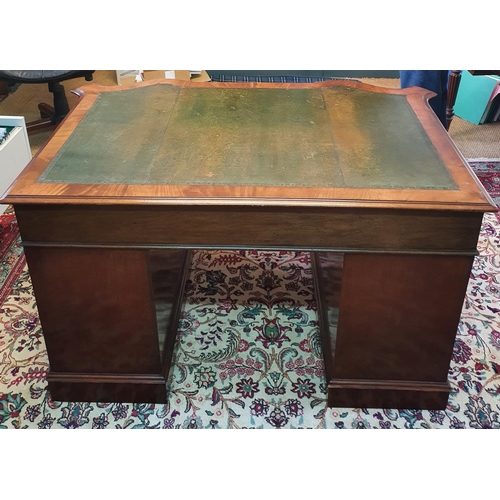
[143,70,211,82]
[147,70,190,81]
[116,70,144,85]
[191,70,211,83]
[116,70,211,86]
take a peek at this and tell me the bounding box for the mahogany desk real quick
[2,80,496,409]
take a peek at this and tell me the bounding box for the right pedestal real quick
[314,252,475,409]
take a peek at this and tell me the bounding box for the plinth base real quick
[47,372,167,403]
[327,379,451,410]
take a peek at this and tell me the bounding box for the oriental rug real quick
[1,161,500,429]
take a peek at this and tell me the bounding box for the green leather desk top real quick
[37,84,457,190]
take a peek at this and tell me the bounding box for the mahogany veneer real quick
[2,79,496,409]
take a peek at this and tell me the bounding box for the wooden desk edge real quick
[2,193,497,213]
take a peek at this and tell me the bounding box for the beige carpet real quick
[361,77,500,160]
[1,71,499,159]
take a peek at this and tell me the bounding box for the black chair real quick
[0,70,94,132]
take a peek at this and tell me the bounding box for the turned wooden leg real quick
[315,252,474,409]
[446,70,462,131]
[23,246,188,403]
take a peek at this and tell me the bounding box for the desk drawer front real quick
[15,205,483,254]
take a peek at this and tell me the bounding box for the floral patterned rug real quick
[1,161,500,429]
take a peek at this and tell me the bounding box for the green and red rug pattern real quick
[1,162,500,429]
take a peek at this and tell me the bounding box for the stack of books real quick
[454,71,500,125]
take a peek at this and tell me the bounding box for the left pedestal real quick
[23,245,188,403]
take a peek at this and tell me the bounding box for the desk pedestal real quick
[24,244,473,409]
[314,252,474,409]
[23,246,189,403]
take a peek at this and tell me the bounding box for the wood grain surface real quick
[14,204,484,254]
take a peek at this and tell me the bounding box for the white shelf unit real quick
[0,116,32,214]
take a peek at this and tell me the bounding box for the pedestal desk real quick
[2,80,496,409]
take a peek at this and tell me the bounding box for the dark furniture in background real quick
[0,70,94,132]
